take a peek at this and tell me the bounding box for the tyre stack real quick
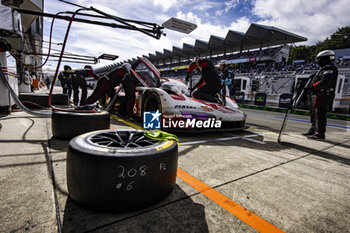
[51,109,110,140]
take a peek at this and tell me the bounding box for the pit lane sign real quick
[162,17,197,34]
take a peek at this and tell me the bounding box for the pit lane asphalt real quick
[0,105,349,232]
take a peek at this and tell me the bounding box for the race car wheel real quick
[67,129,178,212]
[51,110,110,140]
[19,93,69,107]
[143,92,162,112]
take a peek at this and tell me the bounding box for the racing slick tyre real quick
[67,129,178,212]
[19,93,69,107]
[51,110,110,140]
[143,92,162,112]
[142,92,162,124]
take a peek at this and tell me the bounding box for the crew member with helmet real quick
[84,63,135,117]
[72,65,98,106]
[305,50,338,140]
[219,60,235,97]
[58,65,73,100]
[185,57,223,104]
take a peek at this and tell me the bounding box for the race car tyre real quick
[19,93,69,107]
[51,110,110,140]
[143,92,162,112]
[67,129,178,212]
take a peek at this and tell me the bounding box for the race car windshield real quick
[134,62,160,87]
[161,81,190,97]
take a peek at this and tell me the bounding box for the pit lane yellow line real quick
[177,168,284,233]
[110,115,143,130]
[110,114,284,233]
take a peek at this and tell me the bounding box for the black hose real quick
[0,68,51,117]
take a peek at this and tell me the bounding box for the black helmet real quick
[84,65,93,71]
[64,65,72,71]
[315,50,335,67]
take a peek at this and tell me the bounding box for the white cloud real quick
[229,16,251,33]
[153,0,179,12]
[252,0,350,44]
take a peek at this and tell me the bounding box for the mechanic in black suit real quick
[185,57,223,104]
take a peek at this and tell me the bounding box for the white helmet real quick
[316,50,335,60]
[316,50,335,67]
[219,60,227,66]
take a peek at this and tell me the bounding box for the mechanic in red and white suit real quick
[84,63,135,117]
[185,57,223,104]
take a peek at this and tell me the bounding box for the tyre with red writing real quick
[67,129,178,212]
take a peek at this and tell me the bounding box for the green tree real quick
[289,26,350,61]
[289,45,313,62]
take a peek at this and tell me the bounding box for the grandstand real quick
[95,23,307,74]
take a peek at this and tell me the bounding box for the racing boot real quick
[302,128,314,136]
[214,93,224,105]
[307,134,325,140]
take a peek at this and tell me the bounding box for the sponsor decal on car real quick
[174,105,196,109]
[201,106,214,112]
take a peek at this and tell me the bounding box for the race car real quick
[108,57,247,131]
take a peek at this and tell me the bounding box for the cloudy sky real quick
[38,0,350,70]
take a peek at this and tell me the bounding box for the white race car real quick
[111,57,247,131]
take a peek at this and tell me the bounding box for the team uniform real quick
[186,58,222,103]
[304,50,338,140]
[219,60,235,97]
[309,63,338,139]
[84,64,135,117]
[58,67,73,99]
[72,68,96,106]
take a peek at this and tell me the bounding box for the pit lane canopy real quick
[113,23,307,67]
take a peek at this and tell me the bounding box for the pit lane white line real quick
[180,134,266,146]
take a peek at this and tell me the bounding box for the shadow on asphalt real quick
[176,130,285,153]
[61,185,209,233]
[48,137,70,152]
[279,141,350,166]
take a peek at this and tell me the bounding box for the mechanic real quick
[185,57,223,104]
[306,50,338,140]
[219,60,235,97]
[84,63,135,117]
[45,76,50,90]
[58,65,73,100]
[72,65,98,106]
